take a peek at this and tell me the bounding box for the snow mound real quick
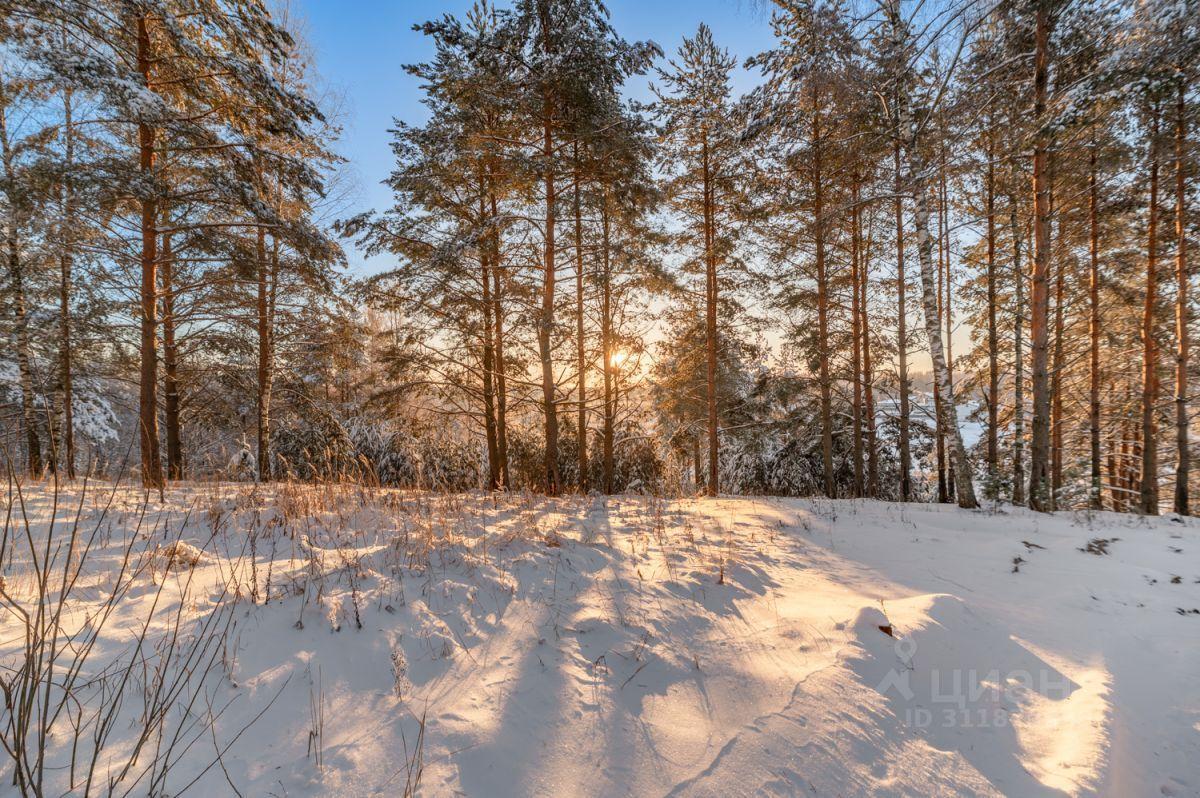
[847,594,1108,796]
[674,594,1110,797]
[158,540,207,570]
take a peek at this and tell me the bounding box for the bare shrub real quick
[0,467,271,796]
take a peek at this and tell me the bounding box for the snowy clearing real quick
[1,483,1198,797]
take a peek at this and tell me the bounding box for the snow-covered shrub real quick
[273,416,484,490]
[0,360,125,476]
[585,421,665,493]
[346,418,483,490]
[503,426,548,491]
[505,420,665,493]
[272,410,361,482]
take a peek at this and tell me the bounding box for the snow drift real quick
[0,484,1196,796]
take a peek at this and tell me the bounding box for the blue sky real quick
[297,0,777,273]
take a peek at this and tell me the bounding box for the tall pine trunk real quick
[493,266,510,488]
[57,83,76,478]
[986,127,1000,495]
[255,226,274,482]
[1173,80,1189,515]
[480,238,500,490]
[537,1,560,495]
[1140,102,1162,515]
[1049,156,1064,509]
[490,191,509,488]
[1089,135,1103,509]
[573,152,587,491]
[601,191,615,494]
[161,223,182,480]
[1132,409,1145,510]
[136,14,163,492]
[813,105,834,498]
[862,211,878,497]
[1108,405,1123,510]
[1011,206,1027,505]
[703,130,718,497]
[1028,0,1052,511]
[477,177,499,490]
[850,177,864,498]
[539,98,560,495]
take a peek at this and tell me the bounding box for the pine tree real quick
[747,0,861,499]
[653,24,745,497]
[4,0,326,489]
[346,4,523,490]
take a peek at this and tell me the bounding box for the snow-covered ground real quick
[2,482,1198,797]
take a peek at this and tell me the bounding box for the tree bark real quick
[861,209,878,497]
[1141,102,1162,515]
[986,126,1000,496]
[136,14,163,493]
[1132,409,1145,511]
[540,110,556,484]
[480,225,500,491]
[1028,0,1052,511]
[1173,80,1189,515]
[851,177,864,498]
[1051,158,1065,510]
[1089,134,1103,509]
[573,150,588,491]
[703,130,719,497]
[57,83,76,479]
[601,191,615,493]
[161,222,182,480]
[536,0,560,495]
[1108,408,1123,511]
[490,191,509,488]
[1012,207,1027,505]
[813,101,834,498]
[255,226,274,482]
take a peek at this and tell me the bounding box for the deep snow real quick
[1,482,1197,796]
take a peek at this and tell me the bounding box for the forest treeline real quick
[0,0,1197,514]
